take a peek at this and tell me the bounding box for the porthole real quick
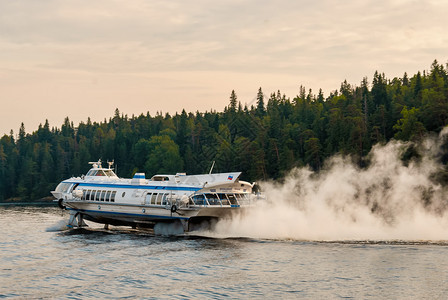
[98,205,101,210]
[122,192,126,197]
[142,208,146,213]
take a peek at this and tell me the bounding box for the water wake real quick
[45,219,70,232]
[154,221,184,236]
[214,128,448,241]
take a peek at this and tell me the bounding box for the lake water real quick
[1,206,448,299]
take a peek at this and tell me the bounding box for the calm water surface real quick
[1,206,448,299]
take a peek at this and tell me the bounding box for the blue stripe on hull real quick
[68,207,189,221]
[65,181,201,192]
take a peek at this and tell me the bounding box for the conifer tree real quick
[256,87,265,117]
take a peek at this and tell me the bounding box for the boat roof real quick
[81,160,242,186]
[149,172,241,184]
[85,160,118,178]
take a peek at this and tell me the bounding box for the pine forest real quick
[1,60,447,202]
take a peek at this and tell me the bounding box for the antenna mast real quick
[209,161,215,174]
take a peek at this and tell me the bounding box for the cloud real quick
[1,0,445,73]
[0,0,447,134]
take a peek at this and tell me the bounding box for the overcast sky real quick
[0,0,447,136]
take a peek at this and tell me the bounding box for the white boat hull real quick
[64,200,243,231]
[52,160,256,232]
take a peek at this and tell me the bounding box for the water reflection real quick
[1,206,448,299]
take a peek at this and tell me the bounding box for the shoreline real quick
[0,201,57,207]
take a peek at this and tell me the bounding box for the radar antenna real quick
[107,160,114,170]
[88,159,102,169]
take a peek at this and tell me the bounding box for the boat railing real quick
[188,192,252,207]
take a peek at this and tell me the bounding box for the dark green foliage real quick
[1,61,447,201]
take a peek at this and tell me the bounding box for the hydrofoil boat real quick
[51,160,258,232]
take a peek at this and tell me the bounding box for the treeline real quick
[0,60,447,201]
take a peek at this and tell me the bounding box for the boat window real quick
[95,190,100,201]
[145,193,151,205]
[122,192,126,198]
[235,193,248,204]
[156,193,164,205]
[111,191,116,202]
[228,194,237,205]
[55,182,72,193]
[151,193,158,205]
[161,193,169,205]
[86,170,95,176]
[152,176,169,181]
[104,170,116,177]
[96,170,106,176]
[217,193,230,205]
[105,191,111,201]
[192,194,206,205]
[100,190,107,201]
[205,193,219,205]
[83,190,89,200]
[69,183,79,193]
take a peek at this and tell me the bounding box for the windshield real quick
[86,169,117,177]
[104,169,116,177]
[55,182,72,193]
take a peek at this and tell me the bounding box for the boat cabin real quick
[84,160,118,179]
[86,169,117,177]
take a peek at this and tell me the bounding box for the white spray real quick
[214,128,448,241]
[45,219,71,232]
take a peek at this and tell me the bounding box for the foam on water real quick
[45,219,70,232]
[154,221,184,236]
